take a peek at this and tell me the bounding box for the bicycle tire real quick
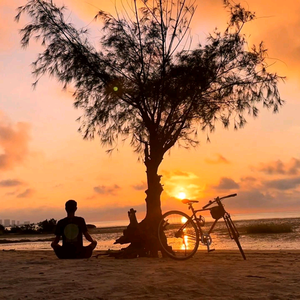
[226,217,246,260]
[158,210,199,260]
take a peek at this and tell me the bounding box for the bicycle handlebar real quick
[219,193,237,200]
[202,193,237,209]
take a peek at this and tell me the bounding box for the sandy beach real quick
[0,250,299,299]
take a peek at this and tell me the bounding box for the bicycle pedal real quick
[208,248,215,252]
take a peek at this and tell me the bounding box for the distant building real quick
[17,221,20,226]
[0,219,2,225]
[24,221,30,225]
[4,219,10,227]
[11,220,15,226]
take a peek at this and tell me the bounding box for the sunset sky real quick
[1,0,300,226]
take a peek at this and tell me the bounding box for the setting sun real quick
[177,192,186,200]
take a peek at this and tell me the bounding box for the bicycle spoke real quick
[185,234,197,240]
[158,193,246,260]
[158,211,199,260]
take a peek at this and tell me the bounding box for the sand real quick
[0,249,299,299]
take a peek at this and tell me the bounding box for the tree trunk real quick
[114,143,165,258]
[137,159,164,257]
[144,160,163,221]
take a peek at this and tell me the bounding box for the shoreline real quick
[1,250,300,299]
[3,248,300,253]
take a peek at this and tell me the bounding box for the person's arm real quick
[83,231,96,243]
[51,235,60,248]
[51,220,61,248]
[81,218,96,243]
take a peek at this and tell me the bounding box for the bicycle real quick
[158,193,246,260]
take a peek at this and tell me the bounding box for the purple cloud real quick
[214,177,240,190]
[205,154,230,164]
[132,181,147,191]
[0,179,23,187]
[255,158,300,175]
[94,184,120,195]
[17,188,34,198]
[263,177,300,191]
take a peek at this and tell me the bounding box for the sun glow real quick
[177,192,186,200]
[181,216,188,224]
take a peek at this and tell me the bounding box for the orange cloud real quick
[0,112,31,170]
[162,170,198,180]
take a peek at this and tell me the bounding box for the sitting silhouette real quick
[51,200,97,259]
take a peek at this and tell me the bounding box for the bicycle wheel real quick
[158,210,199,260]
[224,215,246,260]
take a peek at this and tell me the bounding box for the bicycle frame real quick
[186,203,220,251]
[158,193,246,260]
[182,194,241,252]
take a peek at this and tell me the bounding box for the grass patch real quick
[245,223,293,234]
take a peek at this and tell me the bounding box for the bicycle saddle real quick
[181,199,199,204]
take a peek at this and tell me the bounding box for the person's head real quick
[65,199,77,214]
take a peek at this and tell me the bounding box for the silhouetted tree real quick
[19,223,37,234]
[37,218,57,233]
[10,225,22,234]
[16,0,284,254]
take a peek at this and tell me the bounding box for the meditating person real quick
[51,199,97,259]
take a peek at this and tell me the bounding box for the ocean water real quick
[1,217,300,252]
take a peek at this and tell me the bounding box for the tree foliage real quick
[3,219,57,234]
[37,218,57,233]
[0,224,4,235]
[16,0,284,159]
[10,223,37,234]
[16,0,284,228]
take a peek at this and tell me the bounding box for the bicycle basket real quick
[210,206,225,220]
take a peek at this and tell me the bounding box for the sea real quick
[1,216,300,252]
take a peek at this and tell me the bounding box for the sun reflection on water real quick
[181,235,189,250]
